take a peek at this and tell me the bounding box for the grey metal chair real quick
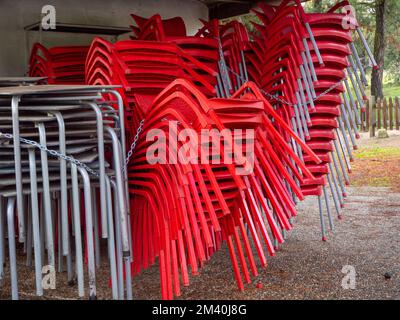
[0,85,131,300]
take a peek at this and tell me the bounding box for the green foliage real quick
[355,146,400,159]
[384,0,400,83]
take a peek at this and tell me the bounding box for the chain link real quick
[0,131,100,177]
[125,119,145,166]
[312,81,342,102]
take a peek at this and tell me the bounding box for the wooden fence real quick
[357,96,400,137]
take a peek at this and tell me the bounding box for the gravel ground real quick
[358,130,400,148]
[138,186,400,300]
[1,186,399,300]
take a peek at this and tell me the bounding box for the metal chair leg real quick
[87,103,108,239]
[0,196,4,286]
[349,56,367,99]
[301,52,316,98]
[105,177,119,300]
[329,162,344,207]
[303,38,318,82]
[356,28,378,68]
[25,201,32,267]
[323,186,334,231]
[53,112,70,256]
[349,43,368,85]
[77,167,97,300]
[305,23,323,65]
[7,197,18,299]
[347,68,365,110]
[318,195,327,242]
[327,172,341,219]
[105,127,130,256]
[37,123,55,267]
[91,188,101,269]
[112,182,125,300]
[71,163,85,297]
[344,78,362,125]
[339,103,358,149]
[28,148,43,296]
[333,137,350,184]
[300,66,315,111]
[11,96,25,242]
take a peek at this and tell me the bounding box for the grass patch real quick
[354,146,400,159]
[383,85,400,97]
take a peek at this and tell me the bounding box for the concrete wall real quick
[0,0,208,76]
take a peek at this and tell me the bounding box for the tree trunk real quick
[371,0,387,99]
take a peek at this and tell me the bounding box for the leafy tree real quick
[384,0,400,84]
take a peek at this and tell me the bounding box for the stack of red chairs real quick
[126,78,321,299]
[247,0,375,238]
[28,43,89,84]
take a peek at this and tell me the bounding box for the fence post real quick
[377,98,381,129]
[356,101,361,131]
[383,98,388,130]
[360,101,366,131]
[365,99,370,132]
[389,97,393,130]
[396,97,400,131]
[370,95,376,138]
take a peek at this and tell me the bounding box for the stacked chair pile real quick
[88,11,319,299]
[245,0,376,238]
[125,79,323,299]
[0,85,131,300]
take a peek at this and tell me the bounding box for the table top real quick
[0,84,121,96]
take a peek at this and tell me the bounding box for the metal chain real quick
[0,131,100,177]
[226,66,342,107]
[125,119,145,166]
[311,81,342,103]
